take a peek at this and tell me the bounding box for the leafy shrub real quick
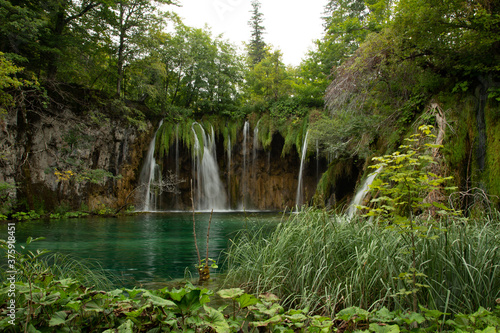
[12,210,40,221]
[270,97,308,124]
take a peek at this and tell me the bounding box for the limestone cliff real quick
[0,86,330,213]
[0,86,153,213]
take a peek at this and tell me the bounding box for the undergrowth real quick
[0,230,499,332]
[223,208,500,316]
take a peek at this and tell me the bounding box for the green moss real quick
[281,117,309,157]
[438,94,480,197]
[222,120,241,153]
[485,102,500,204]
[153,111,314,166]
[156,122,175,160]
[313,159,355,208]
[258,114,273,150]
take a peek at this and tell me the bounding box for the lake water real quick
[1,212,280,287]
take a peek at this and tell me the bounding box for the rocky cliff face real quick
[0,87,153,213]
[0,87,330,213]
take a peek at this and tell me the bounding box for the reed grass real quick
[1,252,117,291]
[223,208,500,315]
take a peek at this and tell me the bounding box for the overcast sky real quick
[170,0,327,66]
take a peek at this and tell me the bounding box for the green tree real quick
[247,0,267,66]
[0,0,106,80]
[245,49,292,104]
[392,0,500,77]
[127,23,244,115]
[0,52,25,114]
[97,0,177,97]
[291,48,329,108]
[321,0,394,67]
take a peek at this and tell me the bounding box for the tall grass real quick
[223,208,500,315]
[0,252,117,291]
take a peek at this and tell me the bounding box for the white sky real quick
[169,0,327,66]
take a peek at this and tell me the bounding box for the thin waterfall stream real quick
[295,130,309,208]
[139,120,163,212]
[241,121,250,209]
[347,166,383,218]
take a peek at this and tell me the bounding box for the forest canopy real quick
[0,0,498,125]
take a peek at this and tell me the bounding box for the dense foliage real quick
[0,0,323,121]
[1,236,500,332]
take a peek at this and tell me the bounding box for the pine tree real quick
[247,0,266,66]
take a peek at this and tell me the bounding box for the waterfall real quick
[295,130,309,209]
[252,120,260,181]
[316,140,319,182]
[139,120,164,212]
[347,166,383,218]
[192,123,228,211]
[175,124,179,209]
[227,136,232,208]
[241,121,250,208]
[192,124,201,207]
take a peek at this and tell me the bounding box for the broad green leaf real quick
[49,311,68,327]
[217,288,245,299]
[108,289,125,297]
[124,288,146,299]
[255,302,283,316]
[419,306,448,319]
[398,312,425,325]
[372,307,395,323]
[476,328,497,333]
[236,293,259,308]
[284,312,307,323]
[84,300,104,312]
[146,294,176,307]
[167,287,188,302]
[251,315,282,327]
[65,301,81,312]
[38,292,61,305]
[336,307,369,322]
[126,304,150,319]
[26,324,42,333]
[104,319,134,333]
[259,292,280,302]
[369,323,400,333]
[202,305,230,333]
[176,289,203,315]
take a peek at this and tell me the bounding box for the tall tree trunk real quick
[116,4,126,97]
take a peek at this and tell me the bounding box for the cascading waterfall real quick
[227,136,232,208]
[316,140,319,182]
[295,130,309,208]
[191,123,228,211]
[192,124,202,206]
[139,120,164,212]
[136,119,327,211]
[241,121,250,208]
[347,166,383,218]
[252,120,260,181]
[175,124,180,209]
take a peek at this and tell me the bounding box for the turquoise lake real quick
[1,212,281,287]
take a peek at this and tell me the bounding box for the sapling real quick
[358,124,460,313]
[191,180,217,283]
